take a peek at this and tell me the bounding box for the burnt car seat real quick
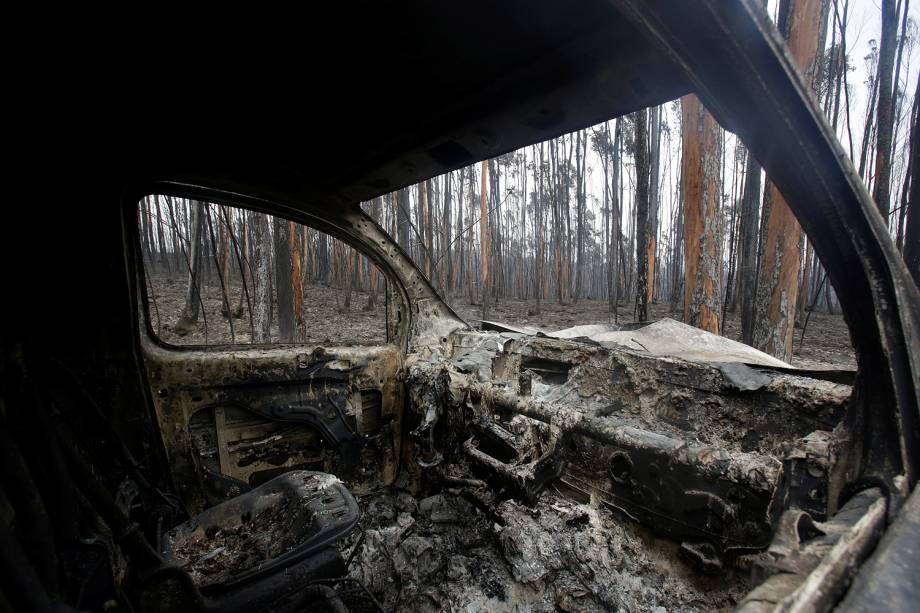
[142,470,359,612]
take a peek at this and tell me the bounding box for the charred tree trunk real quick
[153,195,171,276]
[535,144,546,315]
[418,181,431,279]
[425,179,434,283]
[681,95,723,334]
[904,78,920,286]
[739,154,762,345]
[614,123,624,315]
[634,110,651,322]
[574,130,586,303]
[442,174,452,295]
[796,237,814,325]
[456,174,465,297]
[343,248,358,312]
[367,197,382,310]
[480,160,491,321]
[177,201,204,330]
[218,206,233,319]
[273,217,295,341]
[872,0,898,219]
[647,106,661,304]
[467,166,476,304]
[550,140,563,305]
[396,188,410,253]
[288,220,305,341]
[599,128,610,308]
[252,212,272,343]
[563,136,574,302]
[240,210,252,315]
[671,155,684,315]
[752,0,824,361]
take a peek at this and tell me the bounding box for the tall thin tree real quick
[872,0,899,219]
[680,95,722,334]
[480,160,491,320]
[752,0,825,361]
[634,110,651,322]
[252,212,272,343]
[739,153,763,345]
[177,200,204,332]
[647,106,662,304]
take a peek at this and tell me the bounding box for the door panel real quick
[143,342,403,513]
[135,195,406,514]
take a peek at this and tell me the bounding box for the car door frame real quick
[124,181,444,513]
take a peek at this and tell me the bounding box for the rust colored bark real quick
[681,94,722,334]
[288,220,305,341]
[753,0,824,362]
[753,195,801,360]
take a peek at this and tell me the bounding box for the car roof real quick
[118,0,689,208]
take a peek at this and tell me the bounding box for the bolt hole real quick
[610,452,632,484]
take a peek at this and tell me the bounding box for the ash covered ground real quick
[146,276,854,370]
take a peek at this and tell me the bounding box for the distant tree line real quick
[138,0,919,360]
[138,198,383,343]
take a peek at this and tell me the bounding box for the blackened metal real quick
[161,471,359,591]
[269,394,358,447]
[463,380,782,556]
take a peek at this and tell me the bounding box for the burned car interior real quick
[4,0,919,612]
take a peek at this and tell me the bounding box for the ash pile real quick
[347,487,749,611]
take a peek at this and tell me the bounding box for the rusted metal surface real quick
[737,488,886,612]
[397,324,851,578]
[142,340,405,514]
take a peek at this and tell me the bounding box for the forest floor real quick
[145,276,387,346]
[146,276,855,369]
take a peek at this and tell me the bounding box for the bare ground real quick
[146,276,386,346]
[146,276,854,370]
